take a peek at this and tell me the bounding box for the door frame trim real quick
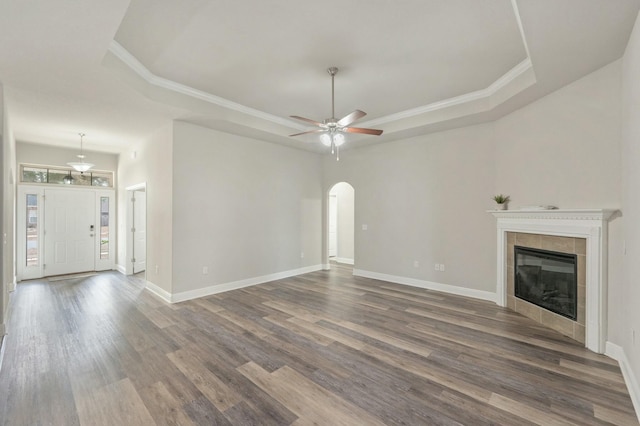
[125,182,147,276]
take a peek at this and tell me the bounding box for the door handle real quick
[90,234,94,237]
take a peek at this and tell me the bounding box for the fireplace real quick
[489,209,616,353]
[514,246,577,321]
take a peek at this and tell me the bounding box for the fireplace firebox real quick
[514,246,577,321]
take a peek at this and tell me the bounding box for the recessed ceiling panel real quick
[115,0,527,121]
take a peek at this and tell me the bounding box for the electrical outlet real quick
[434,264,440,271]
[440,264,445,271]
[362,224,368,231]
[413,260,419,268]
[202,266,209,275]
[301,252,305,259]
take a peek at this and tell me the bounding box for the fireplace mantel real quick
[489,208,618,353]
[489,209,617,221]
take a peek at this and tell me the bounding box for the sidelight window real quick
[26,194,39,266]
[100,197,110,260]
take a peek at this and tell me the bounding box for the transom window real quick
[20,164,114,188]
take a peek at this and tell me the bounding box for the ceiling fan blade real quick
[343,127,383,136]
[337,110,366,127]
[290,115,324,127]
[289,129,325,137]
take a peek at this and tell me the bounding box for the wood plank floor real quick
[0,263,637,425]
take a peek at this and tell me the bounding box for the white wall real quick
[0,85,16,334]
[17,142,118,172]
[117,124,173,294]
[1,85,16,335]
[0,83,5,333]
[494,61,621,210]
[620,9,640,413]
[329,182,355,262]
[494,60,626,349]
[322,59,623,301]
[324,123,497,293]
[171,121,323,295]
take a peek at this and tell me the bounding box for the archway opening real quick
[327,182,355,269]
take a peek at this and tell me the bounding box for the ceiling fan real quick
[289,67,383,160]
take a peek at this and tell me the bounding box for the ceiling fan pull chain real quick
[336,144,340,161]
[331,139,335,154]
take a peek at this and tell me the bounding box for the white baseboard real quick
[334,257,354,265]
[115,264,127,275]
[170,264,324,303]
[145,280,172,304]
[606,341,640,422]
[9,276,16,292]
[322,263,331,270]
[353,269,498,303]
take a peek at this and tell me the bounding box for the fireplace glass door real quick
[514,246,577,320]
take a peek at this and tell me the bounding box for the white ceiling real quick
[0,0,638,154]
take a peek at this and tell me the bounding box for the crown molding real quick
[107,41,307,131]
[361,58,532,127]
[511,0,532,61]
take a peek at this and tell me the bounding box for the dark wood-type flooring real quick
[0,264,637,425]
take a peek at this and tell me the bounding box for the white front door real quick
[44,189,95,276]
[132,190,146,273]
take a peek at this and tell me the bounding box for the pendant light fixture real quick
[62,171,74,184]
[67,133,94,173]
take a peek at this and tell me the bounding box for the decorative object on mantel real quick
[67,133,95,173]
[520,205,558,210]
[492,194,510,210]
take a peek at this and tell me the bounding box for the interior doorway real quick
[327,182,355,266]
[125,183,147,277]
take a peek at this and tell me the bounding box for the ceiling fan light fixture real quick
[67,132,95,173]
[320,132,345,147]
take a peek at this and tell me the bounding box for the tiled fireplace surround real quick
[506,232,586,344]
[491,209,616,353]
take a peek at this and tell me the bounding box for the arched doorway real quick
[327,182,355,267]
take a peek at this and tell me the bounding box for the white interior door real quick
[132,190,146,273]
[44,189,95,276]
[329,194,337,257]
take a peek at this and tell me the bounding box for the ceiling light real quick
[320,131,346,160]
[290,67,383,161]
[62,171,73,185]
[67,133,94,173]
[321,132,345,147]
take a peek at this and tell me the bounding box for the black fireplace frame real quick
[514,246,578,321]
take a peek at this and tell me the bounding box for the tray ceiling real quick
[0,0,638,153]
